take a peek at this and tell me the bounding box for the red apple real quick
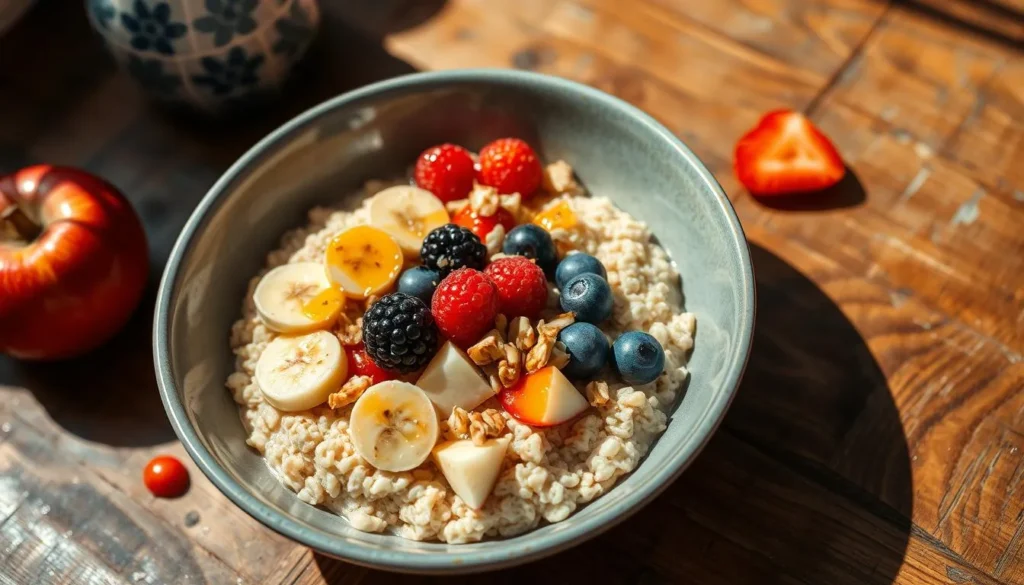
[0,165,149,360]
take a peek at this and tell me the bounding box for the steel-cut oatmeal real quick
[226,139,696,543]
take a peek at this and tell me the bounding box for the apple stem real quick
[0,204,41,243]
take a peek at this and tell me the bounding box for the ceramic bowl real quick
[154,69,755,573]
[86,0,319,113]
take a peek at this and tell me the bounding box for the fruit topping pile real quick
[247,138,670,511]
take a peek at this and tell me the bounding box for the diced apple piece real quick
[432,436,511,509]
[416,340,496,415]
[498,366,590,426]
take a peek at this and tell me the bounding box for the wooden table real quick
[1,0,1021,583]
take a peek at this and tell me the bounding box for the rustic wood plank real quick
[725,6,1024,354]
[644,0,890,78]
[905,0,1024,43]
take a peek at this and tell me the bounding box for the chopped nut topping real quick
[445,199,470,214]
[542,160,578,194]
[498,344,522,387]
[485,224,506,256]
[586,380,610,407]
[549,341,570,370]
[328,375,371,409]
[448,406,506,446]
[469,184,500,217]
[525,313,575,372]
[494,314,508,341]
[509,316,537,352]
[334,313,363,346]
[484,365,502,394]
[499,192,521,216]
[467,330,505,365]
[538,312,575,338]
[525,331,554,373]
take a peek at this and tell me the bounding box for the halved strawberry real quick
[734,110,845,196]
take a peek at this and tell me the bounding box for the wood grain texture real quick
[1,0,1023,583]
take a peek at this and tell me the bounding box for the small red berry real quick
[414,143,476,203]
[431,268,499,347]
[452,206,517,241]
[476,138,543,198]
[143,455,190,498]
[484,256,548,319]
[346,345,399,384]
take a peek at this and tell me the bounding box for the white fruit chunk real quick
[540,366,590,425]
[255,331,347,412]
[416,341,496,415]
[432,436,511,509]
[350,381,439,472]
[368,185,450,255]
[253,262,341,333]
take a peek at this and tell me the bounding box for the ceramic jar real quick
[86,0,320,114]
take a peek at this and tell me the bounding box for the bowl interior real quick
[157,71,753,572]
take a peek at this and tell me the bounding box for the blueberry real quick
[555,253,607,291]
[502,224,558,276]
[559,273,612,324]
[397,266,440,304]
[557,322,610,380]
[611,331,665,386]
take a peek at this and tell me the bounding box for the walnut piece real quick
[586,380,610,407]
[525,313,575,373]
[549,341,570,370]
[494,314,509,341]
[537,312,575,338]
[334,313,363,346]
[485,224,506,257]
[542,160,578,194]
[525,331,554,373]
[499,192,521,216]
[509,316,536,351]
[498,344,522,388]
[469,184,500,217]
[448,406,506,446]
[445,199,470,214]
[328,375,371,409]
[467,330,505,366]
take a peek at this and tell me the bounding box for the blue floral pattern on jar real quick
[121,0,187,56]
[191,46,264,96]
[192,0,259,47]
[126,56,182,97]
[272,2,314,58]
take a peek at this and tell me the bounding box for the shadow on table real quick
[310,243,913,585]
[0,0,429,447]
[752,166,867,212]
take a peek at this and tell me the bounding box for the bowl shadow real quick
[310,242,913,583]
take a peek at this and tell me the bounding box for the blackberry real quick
[362,293,439,373]
[420,224,487,277]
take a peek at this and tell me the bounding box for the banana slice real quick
[255,330,347,412]
[368,185,450,255]
[324,225,404,299]
[254,262,344,333]
[349,381,439,472]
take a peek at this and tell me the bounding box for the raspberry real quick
[484,256,548,319]
[431,268,499,347]
[414,143,475,203]
[476,138,542,198]
[452,206,516,241]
